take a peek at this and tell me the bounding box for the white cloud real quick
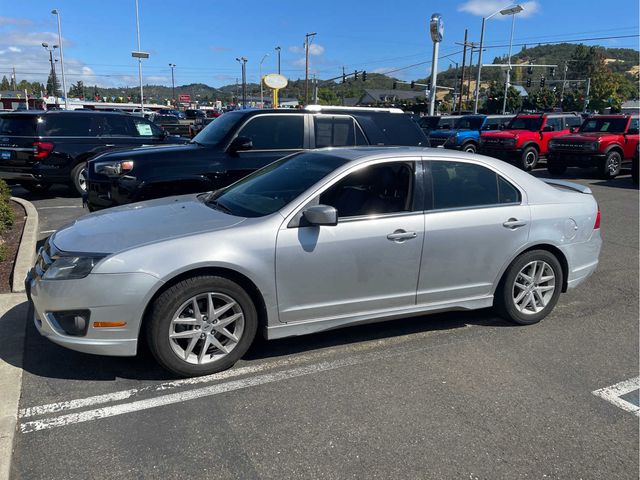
[8,46,21,53]
[458,0,540,18]
[0,16,31,27]
[288,43,325,56]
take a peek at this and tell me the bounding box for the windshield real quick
[193,111,243,145]
[454,116,484,130]
[206,152,350,217]
[507,117,543,131]
[580,117,628,133]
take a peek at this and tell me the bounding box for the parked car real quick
[131,108,155,119]
[546,114,640,179]
[159,108,186,120]
[0,111,188,195]
[185,109,206,120]
[148,113,191,138]
[189,116,215,138]
[428,114,513,153]
[479,112,583,170]
[27,147,602,376]
[85,105,429,211]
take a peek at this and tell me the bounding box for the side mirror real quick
[159,129,169,139]
[302,204,338,226]
[228,136,253,153]
[542,125,554,132]
[569,126,579,133]
[627,128,639,135]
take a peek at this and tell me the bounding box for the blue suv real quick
[428,114,512,153]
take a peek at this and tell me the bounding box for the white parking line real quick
[19,336,465,433]
[37,206,83,210]
[592,376,640,416]
[20,323,471,419]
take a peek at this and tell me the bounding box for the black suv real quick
[86,106,429,211]
[0,110,188,195]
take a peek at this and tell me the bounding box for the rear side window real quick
[628,117,639,132]
[565,116,582,128]
[237,115,304,150]
[429,161,520,210]
[102,115,134,136]
[546,118,563,131]
[370,114,426,146]
[0,115,37,136]
[314,116,356,148]
[42,115,96,136]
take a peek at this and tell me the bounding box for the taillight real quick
[594,206,601,229]
[33,141,54,159]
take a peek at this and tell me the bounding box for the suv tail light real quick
[33,141,54,159]
[594,206,601,229]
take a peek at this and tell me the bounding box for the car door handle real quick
[387,230,417,242]
[104,144,115,147]
[503,218,527,229]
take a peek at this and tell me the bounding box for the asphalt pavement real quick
[7,168,639,480]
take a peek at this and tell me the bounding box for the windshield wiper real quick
[208,199,232,214]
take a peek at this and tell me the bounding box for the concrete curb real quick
[9,197,38,293]
[0,293,27,480]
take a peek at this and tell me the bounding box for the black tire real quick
[20,181,51,194]
[547,163,567,175]
[599,150,622,179]
[494,249,563,326]
[462,142,477,154]
[70,162,88,196]
[145,275,258,377]
[519,146,539,171]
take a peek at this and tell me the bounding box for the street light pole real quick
[260,54,269,108]
[134,0,144,111]
[169,63,176,106]
[275,46,281,75]
[428,14,444,116]
[304,32,316,105]
[236,57,247,108]
[41,43,59,97]
[51,9,68,109]
[502,11,517,114]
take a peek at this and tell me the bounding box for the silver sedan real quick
[26,147,602,376]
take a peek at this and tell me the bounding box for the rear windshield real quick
[580,117,628,133]
[0,115,38,136]
[508,117,543,131]
[369,114,427,146]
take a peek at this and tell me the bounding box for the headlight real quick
[587,141,600,151]
[503,138,516,147]
[94,159,134,176]
[548,140,557,149]
[444,134,457,145]
[43,256,106,280]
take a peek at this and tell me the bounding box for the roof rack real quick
[304,105,404,114]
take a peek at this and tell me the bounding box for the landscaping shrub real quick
[0,179,14,262]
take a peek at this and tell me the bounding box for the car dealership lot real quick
[9,170,639,479]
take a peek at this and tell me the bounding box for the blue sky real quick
[0,0,638,88]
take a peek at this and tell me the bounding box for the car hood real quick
[430,129,456,137]
[52,194,245,254]
[89,142,218,163]
[481,130,524,139]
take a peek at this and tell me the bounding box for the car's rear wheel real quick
[600,150,622,179]
[70,162,88,196]
[20,181,51,194]
[547,163,567,175]
[146,275,258,377]
[519,146,539,171]
[495,250,563,325]
[462,143,477,154]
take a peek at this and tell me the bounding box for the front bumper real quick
[478,146,521,162]
[547,152,606,167]
[86,175,139,211]
[26,269,160,357]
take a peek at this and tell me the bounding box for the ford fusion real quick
[27,147,602,377]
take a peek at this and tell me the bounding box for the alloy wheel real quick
[524,151,537,168]
[512,260,556,315]
[77,167,88,192]
[607,154,621,175]
[168,292,245,364]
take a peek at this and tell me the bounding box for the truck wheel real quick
[462,143,477,154]
[70,162,88,196]
[494,250,563,326]
[547,163,567,175]
[145,275,258,377]
[20,181,51,194]
[599,151,622,179]
[519,147,539,171]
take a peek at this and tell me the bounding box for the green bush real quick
[0,242,6,263]
[0,179,10,201]
[0,201,14,231]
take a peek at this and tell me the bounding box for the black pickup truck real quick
[0,110,187,195]
[86,106,429,211]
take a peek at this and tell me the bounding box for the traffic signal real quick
[354,70,358,81]
[527,65,533,75]
[549,67,556,77]
[526,77,531,88]
[410,81,415,89]
[392,81,397,89]
[540,76,545,87]
[362,71,367,82]
[342,73,346,84]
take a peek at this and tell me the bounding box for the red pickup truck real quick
[478,112,583,170]
[546,114,640,179]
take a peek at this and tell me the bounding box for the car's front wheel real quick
[495,250,563,325]
[70,162,88,196]
[146,275,258,377]
[462,142,477,154]
[519,146,539,171]
[600,150,622,179]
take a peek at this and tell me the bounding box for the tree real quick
[46,71,61,97]
[318,87,340,105]
[0,76,10,91]
[68,80,85,99]
[524,87,558,110]
[484,82,522,114]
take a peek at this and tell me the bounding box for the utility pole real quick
[466,43,476,103]
[169,63,176,106]
[11,67,17,91]
[134,0,144,111]
[304,32,316,105]
[560,61,568,107]
[584,77,591,112]
[502,10,518,115]
[235,57,247,108]
[456,29,468,114]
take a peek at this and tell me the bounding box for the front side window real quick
[314,116,356,148]
[455,116,484,130]
[546,118,563,131]
[429,161,520,210]
[236,115,304,150]
[132,117,162,137]
[102,115,134,136]
[508,117,543,131]
[319,162,415,218]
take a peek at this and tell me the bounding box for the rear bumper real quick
[560,229,602,290]
[548,152,607,167]
[0,171,37,181]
